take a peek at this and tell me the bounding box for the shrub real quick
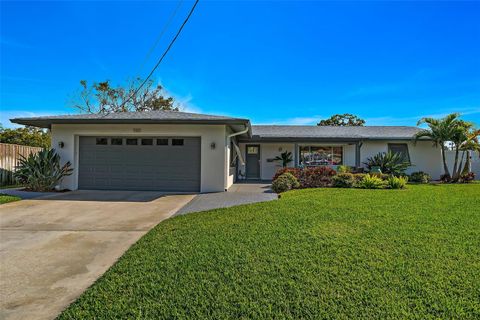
[364,151,410,176]
[440,173,451,183]
[271,173,300,193]
[386,176,408,189]
[332,173,355,188]
[302,166,336,188]
[356,174,385,189]
[352,173,367,186]
[14,149,73,192]
[409,171,431,183]
[460,172,475,183]
[273,167,301,181]
[336,165,351,173]
[378,173,391,181]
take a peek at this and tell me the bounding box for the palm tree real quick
[414,113,461,180]
[459,129,480,176]
[450,120,475,181]
[274,151,293,168]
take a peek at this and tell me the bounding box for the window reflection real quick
[299,146,343,166]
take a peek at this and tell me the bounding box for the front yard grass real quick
[60,184,480,319]
[0,193,20,204]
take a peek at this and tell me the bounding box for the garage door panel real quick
[79,136,201,191]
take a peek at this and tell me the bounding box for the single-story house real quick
[11,110,441,192]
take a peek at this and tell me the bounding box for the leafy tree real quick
[0,126,50,148]
[73,78,178,114]
[317,114,366,126]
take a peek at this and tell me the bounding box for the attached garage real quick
[10,110,252,192]
[78,136,201,192]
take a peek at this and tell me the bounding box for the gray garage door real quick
[78,136,201,192]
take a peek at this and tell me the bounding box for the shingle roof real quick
[250,125,423,140]
[10,111,425,140]
[10,110,250,128]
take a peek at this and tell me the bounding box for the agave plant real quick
[14,149,73,192]
[363,151,410,176]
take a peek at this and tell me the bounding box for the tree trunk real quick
[441,145,451,179]
[456,151,465,179]
[451,146,460,181]
[461,151,471,176]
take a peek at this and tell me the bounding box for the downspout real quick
[227,125,250,140]
[227,125,249,166]
[355,141,363,169]
[226,125,250,188]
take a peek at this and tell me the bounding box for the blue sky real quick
[1,1,479,128]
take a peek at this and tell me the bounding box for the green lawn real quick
[0,193,20,204]
[60,184,480,319]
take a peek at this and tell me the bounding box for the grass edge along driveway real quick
[59,184,480,319]
[0,193,20,204]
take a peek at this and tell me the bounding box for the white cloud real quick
[0,111,56,128]
[256,116,323,126]
[172,93,203,114]
[365,107,480,126]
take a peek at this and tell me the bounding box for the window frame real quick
[388,143,411,163]
[156,138,169,146]
[298,145,343,166]
[95,138,108,145]
[111,138,123,146]
[247,146,259,154]
[141,138,154,146]
[126,138,138,146]
[171,138,184,146]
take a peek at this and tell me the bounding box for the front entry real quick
[246,145,260,179]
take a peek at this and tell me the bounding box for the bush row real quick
[272,167,411,193]
[273,167,336,189]
[331,173,408,189]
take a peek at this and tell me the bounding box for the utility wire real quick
[137,0,184,75]
[121,0,199,109]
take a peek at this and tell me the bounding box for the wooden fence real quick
[0,143,43,186]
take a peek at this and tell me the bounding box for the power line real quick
[122,0,199,108]
[137,0,185,74]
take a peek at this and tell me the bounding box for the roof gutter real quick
[227,124,250,139]
[10,118,251,129]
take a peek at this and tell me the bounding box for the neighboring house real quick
[11,110,441,192]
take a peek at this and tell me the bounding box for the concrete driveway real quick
[0,190,195,320]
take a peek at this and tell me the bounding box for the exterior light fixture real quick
[210,142,216,149]
[58,141,65,148]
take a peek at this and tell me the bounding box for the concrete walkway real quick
[0,190,195,320]
[177,182,277,215]
[0,188,57,199]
